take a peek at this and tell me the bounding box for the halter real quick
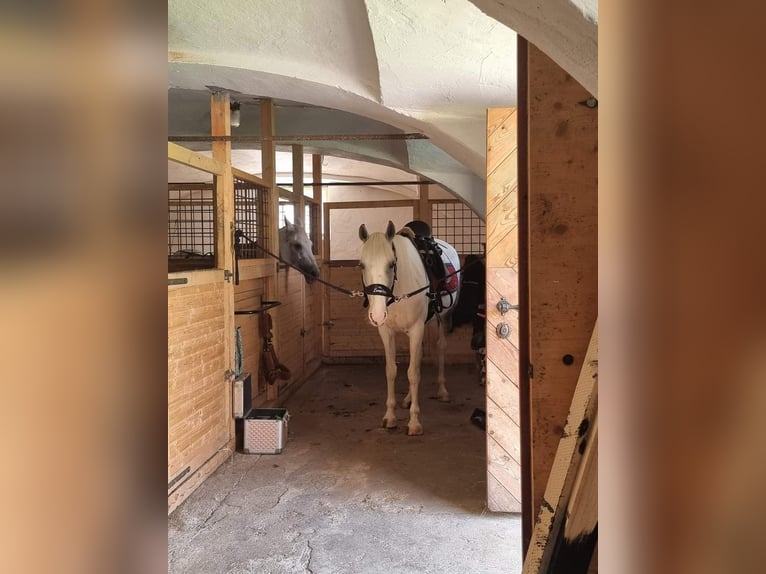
[361,243,398,308]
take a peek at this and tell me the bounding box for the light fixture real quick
[230,102,241,127]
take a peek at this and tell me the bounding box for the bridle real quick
[361,243,399,308]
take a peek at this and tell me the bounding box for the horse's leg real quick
[435,318,450,401]
[378,325,398,429]
[405,322,426,435]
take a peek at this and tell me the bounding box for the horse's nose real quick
[369,310,387,326]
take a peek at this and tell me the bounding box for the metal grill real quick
[235,177,269,259]
[168,183,216,270]
[431,201,485,255]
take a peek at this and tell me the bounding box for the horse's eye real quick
[293,243,303,251]
[389,262,395,270]
[359,263,365,270]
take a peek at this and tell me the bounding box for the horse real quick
[358,220,460,435]
[279,216,320,283]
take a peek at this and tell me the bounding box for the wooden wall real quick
[168,273,232,513]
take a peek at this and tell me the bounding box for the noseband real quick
[362,244,398,308]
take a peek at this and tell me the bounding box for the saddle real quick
[260,311,291,384]
[402,221,454,321]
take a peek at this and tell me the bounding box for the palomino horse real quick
[279,216,320,283]
[358,220,460,435]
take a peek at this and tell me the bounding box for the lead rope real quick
[234,230,365,299]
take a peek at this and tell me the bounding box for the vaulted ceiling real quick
[168,0,597,219]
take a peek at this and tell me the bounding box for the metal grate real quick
[168,183,216,270]
[235,177,269,259]
[431,201,485,255]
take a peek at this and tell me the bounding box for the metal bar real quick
[276,180,433,187]
[168,133,428,143]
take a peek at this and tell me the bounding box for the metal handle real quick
[496,296,518,315]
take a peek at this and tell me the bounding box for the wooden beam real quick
[523,322,598,574]
[169,133,429,143]
[232,167,269,188]
[168,142,224,175]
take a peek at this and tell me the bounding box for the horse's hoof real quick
[437,392,450,402]
[407,424,423,436]
[382,418,397,429]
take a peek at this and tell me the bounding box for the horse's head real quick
[279,216,320,284]
[358,220,397,327]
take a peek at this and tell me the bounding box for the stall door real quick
[168,269,233,513]
[485,108,522,513]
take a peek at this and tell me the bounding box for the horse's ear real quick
[385,220,396,240]
[358,224,369,242]
[294,214,303,228]
[283,217,292,228]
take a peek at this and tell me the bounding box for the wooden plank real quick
[487,110,518,176]
[488,470,522,513]
[523,323,598,573]
[236,259,276,281]
[487,436,523,511]
[526,43,598,526]
[167,269,223,289]
[168,141,224,175]
[487,108,515,141]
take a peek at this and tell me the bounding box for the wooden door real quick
[485,108,522,513]
[168,269,232,513]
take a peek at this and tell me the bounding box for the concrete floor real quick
[169,363,522,574]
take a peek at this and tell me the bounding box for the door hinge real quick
[224,269,233,283]
[527,363,534,379]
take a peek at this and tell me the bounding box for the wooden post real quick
[261,98,280,401]
[525,42,598,533]
[312,154,323,256]
[417,179,431,226]
[209,91,236,445]
[292,144,305,220]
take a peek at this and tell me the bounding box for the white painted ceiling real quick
[168,0,597,219]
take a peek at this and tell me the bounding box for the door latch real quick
[496,322,511,339]
[496,296,518,315]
